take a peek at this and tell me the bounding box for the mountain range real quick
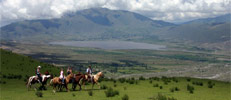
[1,8,230,44]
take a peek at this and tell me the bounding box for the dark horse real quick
[26,72,53,91]
[72,73,86,91]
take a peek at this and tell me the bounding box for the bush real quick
[100,84,108,90]
[170,88,175,92]
[105,88,119,97]
[151,93,177,100]
[88,90,93,96]
[2,81,6,84]
[187,78,191,82]
[35,91,43,97]
[174,87,180,91]
[159,86,163,89]
[208,81,215,88]
[153,84,159,87]
[192,81,203,86]
[114,84,117,87]
[149,80,153,84]
[187,84,194,94]
[72,93,76,97]
[122,94,129,100]
[113,80,117,83]
[139,76,145,80]
[119,78,126,83]
[124,87,127,90]
[172,78,178,83]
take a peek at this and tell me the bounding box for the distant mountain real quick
[0,8,174,42]
[161,14,230,43]
[1,8,230,44]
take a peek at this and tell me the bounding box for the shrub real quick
[187,84,194,94]
[139,76,145,80]
[153,84,159,87]
[172,78,178,83]
[149,80,153,84]
[187,78,191,82]
[192,81,203,86]
[159,86,163,89]
[122,94,129,100]
[151,93,177,100]
[72,93,76,97]
[35,91,43,97]
[208,83,214,88]
[170,88,175,92]
[208,81,215,88]
[2,81,6,84]
[105,88,119,97]
[119,78,126,83]
[88,90,93,96]
[114,84,117,87]
[113,80,117,83]
[174,87,180,91]
[124,87,127,90]
[100,84,108,90]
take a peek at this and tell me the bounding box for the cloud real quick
[0,0,230,26]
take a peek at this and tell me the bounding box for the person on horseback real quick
[36,66,42,83]
[67,67,72,75]
[86,65,93,82]
[60,68,65,84]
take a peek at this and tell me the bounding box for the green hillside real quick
[0,49,60,78]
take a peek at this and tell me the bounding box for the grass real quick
[1,77,231,100]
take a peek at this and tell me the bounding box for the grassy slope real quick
[1,49,231,100]
[0,49,60,76]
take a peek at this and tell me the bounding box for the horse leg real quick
[82,81,86,90]
[53,84,56,93]
[78,83,82,91]
[66,84,69,92]
[92,83,95,89]
[72,82,76,91]
[96,82,101,89]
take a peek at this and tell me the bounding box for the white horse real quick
[26,74,52,90]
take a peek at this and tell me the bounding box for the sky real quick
[0,0,230,26]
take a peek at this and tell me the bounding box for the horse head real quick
[97,72,103,77]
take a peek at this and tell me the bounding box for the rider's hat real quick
[38,66,41,68]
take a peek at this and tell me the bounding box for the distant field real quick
[1,41,230,81]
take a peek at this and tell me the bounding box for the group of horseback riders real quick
[35,65,93,84]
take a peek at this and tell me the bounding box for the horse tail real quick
[26,76,33,89]
[50,79,53,86]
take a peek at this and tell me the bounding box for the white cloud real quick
[0,0,230,26]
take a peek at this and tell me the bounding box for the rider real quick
[36,66,42,83]
[60,68,65,84]
[67,67,72,75]
[86,65,93,82]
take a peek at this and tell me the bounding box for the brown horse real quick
[50,73,74,92]
[72,73,86,91]
[82,72,103,89]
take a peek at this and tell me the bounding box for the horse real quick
[26,73,53,91]
[50,73,74,92]
[72,73,86,91]
[82,72,103,89]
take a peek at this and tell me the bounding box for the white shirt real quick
[60,71,64,78]
[86,68,92,74]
